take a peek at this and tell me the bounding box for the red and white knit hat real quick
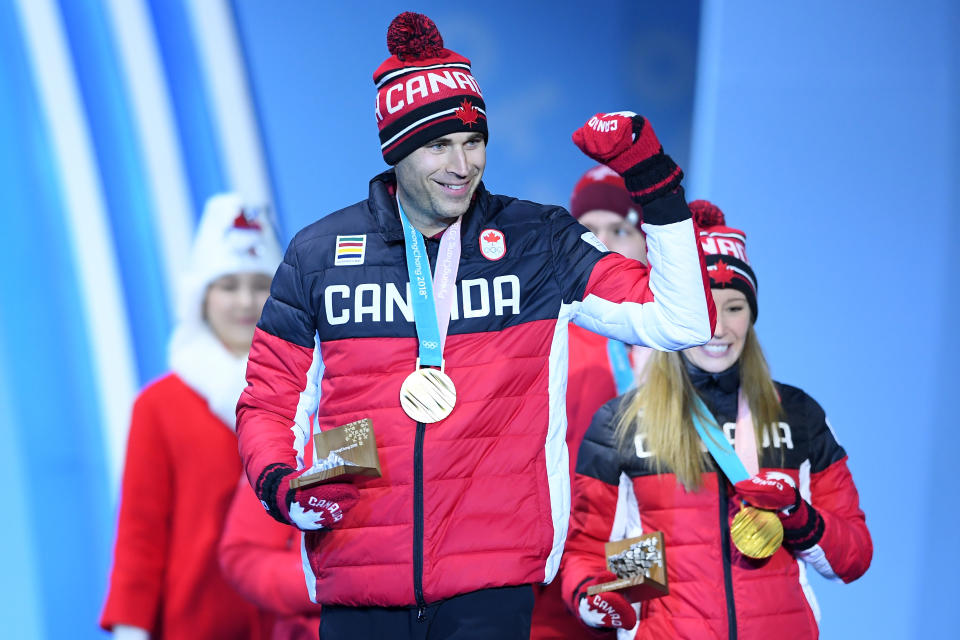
[569,164,642,228]
[373,12,488,165]
[690,199,759,321]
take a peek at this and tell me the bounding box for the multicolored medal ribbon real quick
[396,198,461,423]
[690,392,782,559]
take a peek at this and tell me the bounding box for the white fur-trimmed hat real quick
[176,192,283,325]
[167,193,282,428]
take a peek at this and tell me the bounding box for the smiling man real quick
[237,11,716,640]
[394,131,486,236]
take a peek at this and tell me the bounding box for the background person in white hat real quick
[101,193,281,640]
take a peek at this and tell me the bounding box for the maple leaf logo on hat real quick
[232,211,262,230]
[711,259,736,286]
[230,210,263,256]
[455,98,479,126]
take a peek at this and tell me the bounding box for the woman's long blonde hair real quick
[615,325,782,491]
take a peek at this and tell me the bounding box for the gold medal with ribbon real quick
[396,199,462,423]
[729,505,784,559]
[400,364,457,423]
[691,393,784,559]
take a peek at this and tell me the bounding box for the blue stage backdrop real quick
[688,1,959,638]
[1,0,957,638]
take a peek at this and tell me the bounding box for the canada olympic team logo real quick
[479,228,506,261]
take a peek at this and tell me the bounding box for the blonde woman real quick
[560,201,872,639]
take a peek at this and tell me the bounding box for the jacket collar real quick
[366,169,493,244]
[683,356,740,394]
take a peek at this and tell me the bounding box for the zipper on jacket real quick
[718,476,738,640]
[414,237,440,621]
[414,420,427,618]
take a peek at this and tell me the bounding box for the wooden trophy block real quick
[289,418,382,489]
[586,531,669,602]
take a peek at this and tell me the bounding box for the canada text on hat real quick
[690,199,758,321]
[373,12,487,165]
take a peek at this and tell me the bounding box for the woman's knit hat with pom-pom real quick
[373,12,487,165]
[689,199,759,321]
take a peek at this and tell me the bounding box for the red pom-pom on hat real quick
[387,12,445,61]
[689,199,726,229]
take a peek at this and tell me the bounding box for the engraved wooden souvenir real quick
[289,418,382,489]
[586,531,669,602]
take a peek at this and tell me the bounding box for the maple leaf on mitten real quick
[578,591,637,630]
[574,572,638,630]
[256,463,360,531]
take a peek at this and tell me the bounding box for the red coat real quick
[237,179,714,607]
[565,325,650,475]
[531,324,643,640]
[220,478,322,640]
[561,370,872,639]
[100,374,270,639]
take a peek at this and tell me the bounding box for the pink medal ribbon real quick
[733,388,759,476]
[432,217,462,350]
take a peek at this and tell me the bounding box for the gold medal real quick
[399,367,456,423]
[730,505,783,559]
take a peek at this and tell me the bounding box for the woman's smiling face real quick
[684,288,751,373]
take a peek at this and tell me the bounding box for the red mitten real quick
[734,471,824,550]
[575,573,638,630]
[255,463,360,531]
[572,111,683,206]
[734,471,800,512]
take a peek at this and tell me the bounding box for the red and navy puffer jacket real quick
[561,362,872,639]
[237,170,714,608]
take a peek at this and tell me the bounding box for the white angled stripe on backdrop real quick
[103,0,194,316]
[14,0,139,495]
[184,0,274,207]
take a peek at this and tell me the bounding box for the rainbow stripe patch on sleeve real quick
[335,235,367,266]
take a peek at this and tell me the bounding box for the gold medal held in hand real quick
[400,366,456,423]
[730,505,783,559]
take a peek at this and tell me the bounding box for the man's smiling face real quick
[395,131,486,231]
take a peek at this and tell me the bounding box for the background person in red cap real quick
[560,201,872,638]
[100,194,281,640]
[237,11,716,639]
[531,166,654,640]
[569,165,647,264]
